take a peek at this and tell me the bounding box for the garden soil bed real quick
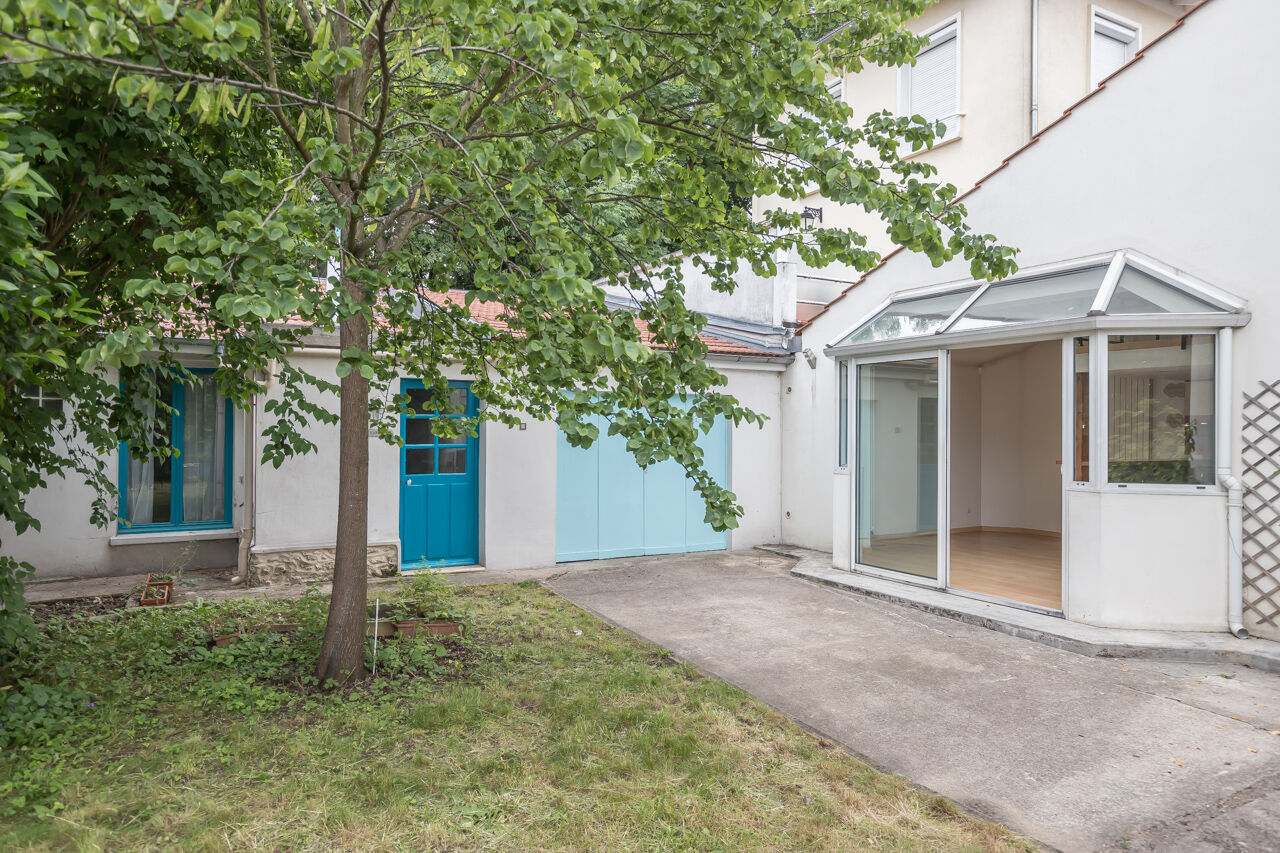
[28,594,134,622]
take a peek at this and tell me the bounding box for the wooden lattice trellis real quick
[1242,379,1280,631]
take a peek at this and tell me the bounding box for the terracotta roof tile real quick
[423,291,785,358]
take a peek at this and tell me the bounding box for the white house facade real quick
[4,327,789,585]
[781,0,1280,642]
[7,0,1279,649]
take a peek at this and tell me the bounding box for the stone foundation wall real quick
[247,543,400,586]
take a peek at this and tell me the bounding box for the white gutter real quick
[1216,328,1247,638]
[1030,0,1040,137]
[825,311,1251,360]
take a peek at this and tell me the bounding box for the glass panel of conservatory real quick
[1105,266,1225,314]
[1073,337,1090,483]
[837,288,976,345]
[1107,334,1215,485]
[948,267,1108,332]
[856,358,940,580]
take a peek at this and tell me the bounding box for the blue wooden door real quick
[399,380,479,568]
[555,414,728,562]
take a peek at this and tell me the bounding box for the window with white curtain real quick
[1091,8,1139,88]
[1106,334,1215,486]
[900,18,960,145]
[120,372,233,531]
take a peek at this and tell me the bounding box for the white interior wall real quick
[863,370,934,537]
[950,363,983,529]
[976,342,1062,533]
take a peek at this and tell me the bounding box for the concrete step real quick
[758,545,1280,674]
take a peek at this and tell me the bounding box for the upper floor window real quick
[1091,8,1140,88]
[119,372,233,532]
[900,17,960,145]
[826,76,845,104]
[22,385,63,412]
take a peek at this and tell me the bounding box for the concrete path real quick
[547,550,1280,853]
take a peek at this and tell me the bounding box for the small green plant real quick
[0,675,90,750]
[396,569,470,623]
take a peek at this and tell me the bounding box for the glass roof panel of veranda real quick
[829,251,1243,353]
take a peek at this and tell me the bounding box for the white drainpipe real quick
[1029,0,1040,137]
[1216,327,1247,638]
[234,375,262,585]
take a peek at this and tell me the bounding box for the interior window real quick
[1107,335,1215,486]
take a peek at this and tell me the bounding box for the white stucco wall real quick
[251,349,402,560]
[787,0,1278,634]
[8,342,784,580]
[1067,490,1227,630]
[251,347,785,572]
[756,0,1181,253]
[479,417,559,570]
[718,360,787,549]
[780,348,838,552]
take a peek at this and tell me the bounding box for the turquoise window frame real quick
[117,368,235,533]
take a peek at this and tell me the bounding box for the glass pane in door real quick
[856,358,940,580]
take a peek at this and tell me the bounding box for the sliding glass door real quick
[854,355,944,583]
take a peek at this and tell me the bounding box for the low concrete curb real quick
[760,544,1280,674]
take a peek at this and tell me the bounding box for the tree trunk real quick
[317,278,371,684]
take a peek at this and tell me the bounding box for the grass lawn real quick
[1,581,1035,851]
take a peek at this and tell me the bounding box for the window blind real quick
[1092,13,1137,87]
[909,28,957,122]
[1092,32,1130,85]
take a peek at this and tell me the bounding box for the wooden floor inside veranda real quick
[858,529,1062,611]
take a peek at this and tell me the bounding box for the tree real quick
[0,51,341,671]
[0,0,1017,683]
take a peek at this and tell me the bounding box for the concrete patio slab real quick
[768,546,1280,675]
[547,549,1280,853]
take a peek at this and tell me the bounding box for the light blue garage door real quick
[555,416,728,562]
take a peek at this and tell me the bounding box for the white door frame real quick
[849,349,949,591]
